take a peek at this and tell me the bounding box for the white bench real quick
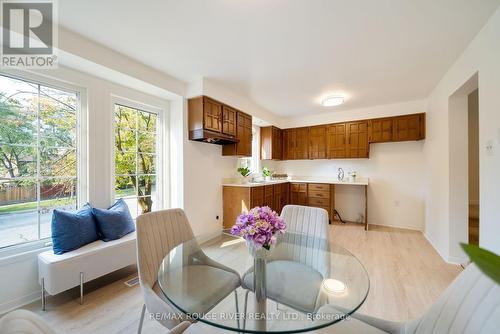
[38,232,137,310]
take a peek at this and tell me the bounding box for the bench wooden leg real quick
[80,272,84,305]
[41,278,46,311]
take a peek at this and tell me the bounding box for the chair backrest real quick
[406,263,500,334]
[274,205,330,278]
[0,309,57,334]
[136,208,195,288]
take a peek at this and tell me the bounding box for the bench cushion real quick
[38,232,137,295]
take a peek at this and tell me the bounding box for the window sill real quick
[0,239,52,264]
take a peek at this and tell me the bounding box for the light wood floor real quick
[19,223,461,333]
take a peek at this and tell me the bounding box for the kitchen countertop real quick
[222,177,369,187]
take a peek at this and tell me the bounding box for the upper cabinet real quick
[260,126,283,160]
[222,105,237,137]
[369,113,425,143]
[223,111,252,156]
[261,113,425,160]
[188,96,238,144]
[346,121,369,158]
[309,125,327,159]
[295,127,310,159]
[392,113,425,141]
[282,127,309,160]
[326,123,347,159]
[368,117,393,143]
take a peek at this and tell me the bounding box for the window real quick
[238,125,261,175]
[0,74,79,249]
[114,104,158,218]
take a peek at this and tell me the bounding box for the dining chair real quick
[135,208,241,334]
[0,309,57,334]
[241,205,331,317]
[315,262,500,333]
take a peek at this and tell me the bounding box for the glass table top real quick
[157,232,369,333]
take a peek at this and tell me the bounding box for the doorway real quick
[448,72,478,262]
[467,89,479,245]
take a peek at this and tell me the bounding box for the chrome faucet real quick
[337,167,344,181]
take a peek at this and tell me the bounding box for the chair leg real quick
[234,290,240,330]
[80,272,84,305]
[137,304,146,334]
[41,278,46,311]
[243,289,249,330]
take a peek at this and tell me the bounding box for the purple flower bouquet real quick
[230,206,286,250]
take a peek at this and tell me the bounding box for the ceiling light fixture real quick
[322,96,344,107]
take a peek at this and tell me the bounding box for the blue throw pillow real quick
[51,203,99,255]
[92,198,135,241]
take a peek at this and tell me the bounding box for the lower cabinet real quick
[223,182,334,229]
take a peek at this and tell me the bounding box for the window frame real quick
[0,70,87,255]
[110,96,165,217]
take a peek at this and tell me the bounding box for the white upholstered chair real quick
[241,205,331,315]
[0,309,57,334]
[135,209,241,334]
[315,262,500,334]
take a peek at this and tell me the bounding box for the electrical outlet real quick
[486,140,494,156]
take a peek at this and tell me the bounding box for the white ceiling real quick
[58,0,500,117]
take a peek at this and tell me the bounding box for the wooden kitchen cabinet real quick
[222,105,236,136]
[273,184,282,213]
[346,121,369,158]
[295,127,309,159]
[251,186,265,207]
[290,183,308,205]
[203,97,223,133]
[369,117,393,143]
[307,183,334,220]
[264,185,274,208]
[309,125,327,159]
[260,126,283,160]
[222,111,252,156]
[392,113,425,141]
[326,123,347,159]
[282,129,296,160]
[281,183,289,211]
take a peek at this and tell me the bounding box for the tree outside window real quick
[0,75,78,248]
[114,104,157,218]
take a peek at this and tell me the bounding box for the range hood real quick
[189,129,239,145]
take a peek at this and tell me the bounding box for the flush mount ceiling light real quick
[321,96,344,107]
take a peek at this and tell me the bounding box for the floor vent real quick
[125,276,139,287]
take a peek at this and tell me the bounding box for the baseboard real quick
[422,232,465,265]
[0,290,40,315]
[370,222,423,231]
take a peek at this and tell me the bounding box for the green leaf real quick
[461,243,500,285]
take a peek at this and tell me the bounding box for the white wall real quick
[425,6,500,262]
[264,100,427,230]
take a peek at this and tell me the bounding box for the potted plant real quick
[262,167,272,181]
[237,167,251,183]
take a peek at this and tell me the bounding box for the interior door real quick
[326,123,347,158]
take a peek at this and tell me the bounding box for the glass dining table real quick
[157,232,369,333]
